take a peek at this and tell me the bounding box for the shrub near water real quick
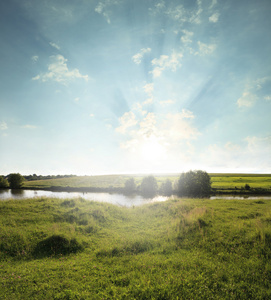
[33,235,83,257]
[0,197,271,299]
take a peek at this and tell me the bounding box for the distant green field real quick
[23,173,271,193]
[0,197,270,299]
[211,175,271,190]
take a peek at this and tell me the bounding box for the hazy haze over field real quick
[0,0,271,175]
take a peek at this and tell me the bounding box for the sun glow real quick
[139,136,166,161]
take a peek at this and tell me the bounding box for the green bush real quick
[33,235,83,257]
[7,173,25,189]
[176,170,211,198]
[0,176,9,188]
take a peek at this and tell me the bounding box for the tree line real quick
[1,170,212,198]
[124,170,212,198]
[0,173,25,189]
[0,173,77,189]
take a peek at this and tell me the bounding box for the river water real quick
[0,189,270,207]
[0,189,169,207]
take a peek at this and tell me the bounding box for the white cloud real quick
[202,136,271,172]
[149,1,166,16]
[195,41,216,55]
[160,111,198,142]
[95,0,121,24]
[0,121,8,130]
[49,42,60,50]
[32,55,39,62]
[151,51,183,77]
[32,55,89,85]
[237,92,258,108]
[116,111,138,134]
[245,136,271,154]
[143,83,154,105]
[95,2,104,14]
[155,1,165,10]
[237,77,271,108]
[181,30,194,44]
[116,110,199,154]
[255,77,270,90]
[190,0,203,24]
[132,48,151,64]
[209,0,217,9]
[89,114,95,117]
[166,5,187,23]
[209,12,219,23]
[133,102,147,116]
[74,97,80,102]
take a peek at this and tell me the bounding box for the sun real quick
[139,136,166,161]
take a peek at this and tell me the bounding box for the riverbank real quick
[20,173,271,195]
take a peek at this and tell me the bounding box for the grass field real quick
[22,173,271,194]
[1,197,271,299]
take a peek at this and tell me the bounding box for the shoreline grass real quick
[0,197,271,299]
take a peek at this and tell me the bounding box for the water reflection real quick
[0,189,169,207]
[11,189,24,196]
[0,189,270,207]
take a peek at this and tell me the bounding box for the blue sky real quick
[0,0,271,175]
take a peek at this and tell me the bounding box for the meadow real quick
[0,196,271,299]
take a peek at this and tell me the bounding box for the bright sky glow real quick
[0,0,271,175]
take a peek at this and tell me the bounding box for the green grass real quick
[211,176,271,190]
[0,197,271,299]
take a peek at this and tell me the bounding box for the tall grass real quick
[0,197,270,299]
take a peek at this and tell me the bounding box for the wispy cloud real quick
[143,83,154,105]
[132,48,151,64]
[31,55,39,62]
[166,0,202,25]
[149,1,165,16]
[116,111,137,134]
[116,109,199,157]
[95,0,122,24]
[237,77,271,108]
[0,121,8,130]
[32,55,89,85]
[209,12,220,23]
[237,92,258,108]
[181,30,194,44]
[202,136,271,172]
[49,42,60,50]
[150,51,183,77]
[195,41,216,56]
[209,0,217,9]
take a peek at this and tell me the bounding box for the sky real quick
[0,0,271,175]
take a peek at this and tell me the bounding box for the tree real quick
[140,176,158,198]
[124,178,136,194]
[176,170,211,198]
[160,179,173,196]
[245,184,251,190]
[0,176,9,188]
[7,173,25,189]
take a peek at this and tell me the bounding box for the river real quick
[0,189,270,207]
[0,189,170,207]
